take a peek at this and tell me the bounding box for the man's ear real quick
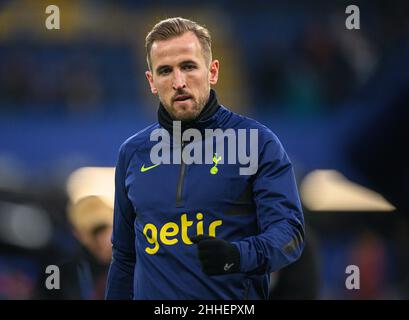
[145,70,158,95]
[209,59,219,86]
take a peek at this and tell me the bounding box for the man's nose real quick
[172,70,186,90]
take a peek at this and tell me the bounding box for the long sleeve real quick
[105,144,136,299]
[233,131,305,274]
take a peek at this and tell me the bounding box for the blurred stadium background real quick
[0,0,408,299]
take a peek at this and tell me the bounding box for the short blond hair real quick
[68,196,113,234]
[145,17,212,70]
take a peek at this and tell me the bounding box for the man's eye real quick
[160,68,171,75]
[183,65,195,70]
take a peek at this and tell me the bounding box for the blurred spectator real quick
[67,196,113,265]
[35,196,113,299]
[348,230,387,299]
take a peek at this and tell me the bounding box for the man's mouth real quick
[173,94,192,102]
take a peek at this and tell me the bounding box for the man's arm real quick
[233,131,305,274]
[105,145,136,300]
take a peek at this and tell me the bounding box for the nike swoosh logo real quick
[224,263,235,271]
[140,163,160,172]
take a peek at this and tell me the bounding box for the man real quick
[105,17,304,299]
[36,196,113,299]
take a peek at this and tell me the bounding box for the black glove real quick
[190,235,240,275]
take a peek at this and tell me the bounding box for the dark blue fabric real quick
[105,104,304,300]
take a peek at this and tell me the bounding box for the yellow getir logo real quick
[142,213,222,255]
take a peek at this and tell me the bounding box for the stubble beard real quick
[162,92,209,122]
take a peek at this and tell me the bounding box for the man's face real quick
[146,32,219,122]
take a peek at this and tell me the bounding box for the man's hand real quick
[190,235,240,275]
